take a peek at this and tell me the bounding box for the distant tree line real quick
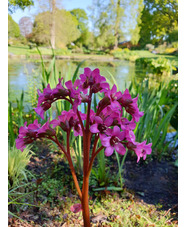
[8,0,178,50]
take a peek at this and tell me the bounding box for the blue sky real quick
[11,0,93,23]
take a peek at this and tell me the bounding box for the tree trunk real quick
[114,0,121,49]
[51,0,56,49]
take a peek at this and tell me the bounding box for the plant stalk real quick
[82,173,91,227]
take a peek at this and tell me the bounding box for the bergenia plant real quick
[16,67,152,226]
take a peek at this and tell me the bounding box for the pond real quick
[8,58,146,106]
[8,57,176,112]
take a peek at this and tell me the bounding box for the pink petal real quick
[100,135,111,147]
[19,126,28,135]
[104,117,113,127]
[84,67,92,77]
[111,101,121,109]
[104,146,114,156]
[74,79,81,87]
[114,143,126,155]
[50,119,60,128]
[70,203,82,213]
[65,80,73,89]
[117,131,125,141]
[113,126,120,136]
[123,89,131,99]
[90,124,99,133]
[94,116,103,124]
[80,74,86,81]
[111,84,117,93]
[100,82,109,89]
[92,68,100,78]
[15,138,25,151]
[105,128,112,136]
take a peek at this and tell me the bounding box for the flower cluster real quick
[16,119,56,151]
[16,67,152,162]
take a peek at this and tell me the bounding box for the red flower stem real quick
[88,145,104,176]
[49,136,82,200]
[82,173,90,227]
[91,134,99,157]
[66,131,70,156]
[81,90,93,227]
[85,90,92,131]
[69,97,85,135]
[77,110,85,135]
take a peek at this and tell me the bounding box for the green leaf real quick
[152,102,178,149]
[93,186,123,191]
[72,60,85,83]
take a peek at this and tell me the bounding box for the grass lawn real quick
[132,50,178,65]
[8,45,178,66]
[111,49,178,66]
[8,45,70,56]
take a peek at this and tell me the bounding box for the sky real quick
[10,0,131,40]
[11,0,93,24]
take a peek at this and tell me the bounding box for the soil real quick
[8,142,178,226]
[123,158,178,211]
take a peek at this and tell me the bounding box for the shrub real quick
[145,44,155,51]
[172,42,178,49]
[110,48,131,59]
[123,48,130,53]
[8,145,32,188]
[164,48,177,54]
[150,58,172,75]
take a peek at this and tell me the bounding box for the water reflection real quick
[8,58,176,106]
[8,59,136,104]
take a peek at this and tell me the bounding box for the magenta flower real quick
[35,79,70,119]
[90,116,113,134]
[100,126,126,156]
[118,89,144,122]
[15,137,33,152]
[70,203,82,213]
[101,106,121,120]
[124,129,136,144]
[65,80,80,99]
[52,78,69,98]
[79,67,109,94]
[126,140,152,163]
[100,106,121,127]
[34,84,54,119]
[104,84,122,109]
[15,120,41,151]
[51,110,85,136]
[120,118,136,131]
[37,84,53,106]
[37,120,56,137]
[65,80,89,112]
[34,102,51,120]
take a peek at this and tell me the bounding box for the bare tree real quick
[19,17,33,37]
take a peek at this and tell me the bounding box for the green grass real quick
[8,45,71,56]
[8,145,33,188]
[110,49,178,66]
